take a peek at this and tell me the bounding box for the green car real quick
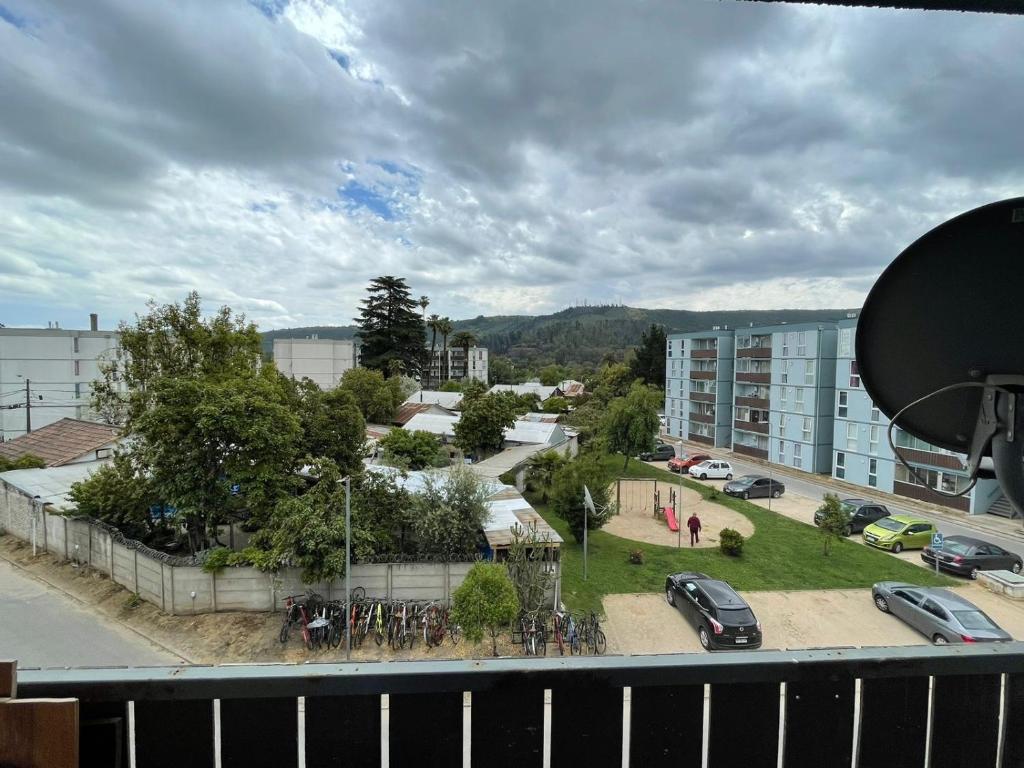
[862,515,938,553]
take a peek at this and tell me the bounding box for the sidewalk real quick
[660,434,1024,544]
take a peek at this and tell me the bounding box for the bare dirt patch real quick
[605,479,754,547]
[0,535,524,663]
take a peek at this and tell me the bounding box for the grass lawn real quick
[536,454,953,614]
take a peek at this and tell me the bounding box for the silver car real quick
[872,582,1012,645]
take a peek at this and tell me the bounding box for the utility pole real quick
[24,379,31,433]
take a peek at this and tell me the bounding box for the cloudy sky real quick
[1,0,1021,330]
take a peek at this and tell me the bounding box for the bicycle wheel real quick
[351,586,366,601]
[303,628,313,651]
[538,631,547,656]
[570,633,582,655]
[449,624,462,645]
[279,621,290,644]
[594,628,607,655]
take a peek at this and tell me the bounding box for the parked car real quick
[872,582,1011,644]
[665,572,762,650]
[688,460,733,480]
[639,443,675,462]
[668,453,711,472]
[723,475,785,500]
[814,498,891,536]
[862,515,938,553]
[920,535,1024,579]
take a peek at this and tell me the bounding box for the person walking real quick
[687,513,702,546]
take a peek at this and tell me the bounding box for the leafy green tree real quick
[0,454,46,472]
[352,469,415,555]
[542,395,568,414]
[589,362,636,403]
[460,379,488,402]
[355,276,427,378]
[538,365,567,387]
[451,561,520,656]
[439,379,463,392]
[338,367,403,424]
[549,453,615,543]
[488,356,517,385]
[379,429,445,470]
[412,466,490,558]
[252,459,372,583]
[816,493,849,556]
[395,375,420,400]
[602,383,661,470]
[68,453,162,542]
[526,450,567,503]
[287,379,365,477]
[629,324,668,388]
[453,394,516,458]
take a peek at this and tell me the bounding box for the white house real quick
[426,346,488,385]
[0,317,121,440]
[273,338,358,390]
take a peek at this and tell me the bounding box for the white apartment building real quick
[273,338,359,390]
[428,346,488,385]
[0,316,121,440]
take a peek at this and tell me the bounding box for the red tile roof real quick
[0,418,120,467]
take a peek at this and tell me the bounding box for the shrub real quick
[452,562,520,656]
[719,528,744,557]
[629,549,645,565]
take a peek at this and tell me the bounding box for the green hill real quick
[261,305,854,367]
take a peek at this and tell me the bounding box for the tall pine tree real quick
[629,323,667,388]
[355,276,427,377]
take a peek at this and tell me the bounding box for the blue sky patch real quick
[329,50,350,72]
[248,201,278,213]
[249,0,288,20]
[338,181,397,221]
[0,4,27,28]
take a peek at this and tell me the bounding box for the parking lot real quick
[604,585,1024,655]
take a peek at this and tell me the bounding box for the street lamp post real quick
[344,475,352,661]
[676,465,683,549]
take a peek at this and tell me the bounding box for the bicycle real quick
[279,594,308,645]
[520,612,546,656]
[585,611,607,655]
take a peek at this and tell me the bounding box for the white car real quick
[688,460,734,480]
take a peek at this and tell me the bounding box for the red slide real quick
[663,507,679,531]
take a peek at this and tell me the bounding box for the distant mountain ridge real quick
[261,305,856,365]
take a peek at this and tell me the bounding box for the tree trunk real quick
[429,329,437,389]
[623,455,630,471]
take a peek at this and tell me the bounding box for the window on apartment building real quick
[793,441,802,467]
[74,359,80,376]
[895,465,970,494]
[73,336,80,353]
[756,435,769,451]
[74,383,81,399]
[838,328,852,358]
[847,422,858,450]
[868,458,878,488]
[737,335,750,349]
[797,332,806,356]
[780,386,788,407]
[837,391,848,418]
[778,440,785,463]
[802,417,812,441]
[870,403,881,422]
[778,412,786,430]
[780,369,788,384]
[805,360,815,385]
[795,387,805,412]
[869,425,880,455]
[835,451,846,479]
[667,340,673,358]
[850,360,861,388]
[782,334,790,356]
[736,406,750,422]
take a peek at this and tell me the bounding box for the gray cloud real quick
[1,0,1023,329]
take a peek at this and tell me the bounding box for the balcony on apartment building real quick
[735,334,772,358]
[689,391,716,403]
[734,419,769,435]
[735,371,770,384]
[689,411,715,424]
[733,441,769,459]
[690,348,717,359]
[687,429,715,446]
[735,395,769,409]
[689,370,716,380]
[12,645,1023,768]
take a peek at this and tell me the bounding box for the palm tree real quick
[449,330,478,380]
[526,450,566,503]
[419,295,430,320]
[426,314,440,389]
[436,317,453,384]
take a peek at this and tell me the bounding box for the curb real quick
[0,545,196,665]
[659,433,1024,543]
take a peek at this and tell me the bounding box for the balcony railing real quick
[687,431,715,446]
[894,480,971,512]
[736,372,770,384]
[689,391,715,403]
[733,442,769,460]
[895,447,966,471]
[12,644,1024,767]
[690,371,716,380]
[735,395,769,409]
[690,348,717,359]
[689,412,714,424]
[736,347,772,358]
[734,419,769,435]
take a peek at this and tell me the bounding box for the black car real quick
[920,535,1024,579]
[639,443,675,462]
[813,498,890,536]
[664,572,762,650]
[723,475,785,500]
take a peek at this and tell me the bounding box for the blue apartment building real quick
[665,328,734,448]
[831,315,1006,516]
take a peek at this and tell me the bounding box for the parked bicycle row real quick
[517,610,607,656]
[279,591,460,652]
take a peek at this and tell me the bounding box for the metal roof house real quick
[404,390,464,410]
[488,383,562,402]
[0,418,121,467]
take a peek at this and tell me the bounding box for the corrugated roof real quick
[558,380,586,398]
[505,421,564,445]
[520,412,560,423]
[364,465,562,548]
[487,384,560,401]
[404,390,463,409]
[402,412,460,438]
[0,419,120,467]
[393,402,435,426]
[0,461,110,509]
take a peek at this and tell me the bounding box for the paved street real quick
[0,558,181,668]
[658,438,1024,558]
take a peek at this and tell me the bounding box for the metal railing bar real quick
[18,644,1024,702]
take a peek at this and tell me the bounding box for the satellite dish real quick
[858,197,1024,516]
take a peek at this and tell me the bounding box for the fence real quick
[0,480,479,615]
